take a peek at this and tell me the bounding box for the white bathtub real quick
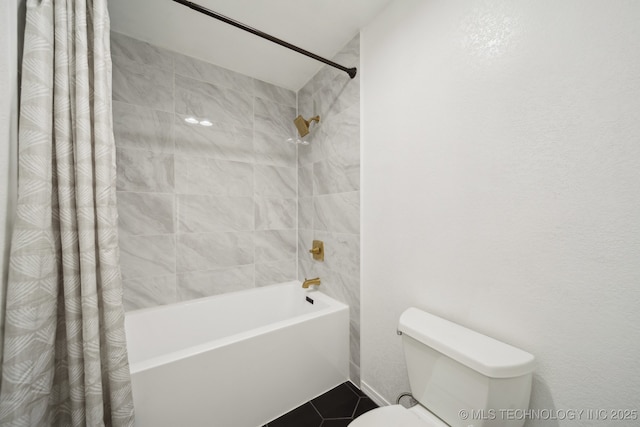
[125,281,349,427]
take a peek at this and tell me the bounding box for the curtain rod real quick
[171,0,358,79]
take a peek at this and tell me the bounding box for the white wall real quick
[361,1,640,425]
[0,0,22,365]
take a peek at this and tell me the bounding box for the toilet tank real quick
[398,308,535,427]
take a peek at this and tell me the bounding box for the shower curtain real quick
[0,0,135,425]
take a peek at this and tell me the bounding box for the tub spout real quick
[302,277,321,288]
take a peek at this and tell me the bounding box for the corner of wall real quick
[296,33,362,385]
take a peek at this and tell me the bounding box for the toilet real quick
[350,308,535,427]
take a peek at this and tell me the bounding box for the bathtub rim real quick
[125,281,348,374]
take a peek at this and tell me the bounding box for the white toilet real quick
[350,308,535,427]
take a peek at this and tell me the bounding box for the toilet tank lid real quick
[398,308,535,379]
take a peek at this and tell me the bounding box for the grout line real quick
[122,272,176,283]
[112,99,175,116]
[309,401,324,419]
[350,397,364,419]
[172,62,179,296]
[345,382,362,399]
[295,89,301,281]
[252,93,257,289]
[173,71,254,98]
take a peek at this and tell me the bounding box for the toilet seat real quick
[348,405,445,427]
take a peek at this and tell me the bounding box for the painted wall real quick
[297,35,361,383]
[361,0,640,424]
[111,33,298,310]
[0,0,22,368]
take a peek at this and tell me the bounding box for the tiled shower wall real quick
[111,32,298,310]
[297,35,361,383]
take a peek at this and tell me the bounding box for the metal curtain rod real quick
[172,0,357,79]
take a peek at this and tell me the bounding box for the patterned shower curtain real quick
[0,0,135,425]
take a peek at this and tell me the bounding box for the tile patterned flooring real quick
[264,382,378,427]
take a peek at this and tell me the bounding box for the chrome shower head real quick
[294,115,320,138]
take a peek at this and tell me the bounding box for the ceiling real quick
[108,0,394,91]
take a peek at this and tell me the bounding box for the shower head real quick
[294,115,320,138]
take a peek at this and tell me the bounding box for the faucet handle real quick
[309,240,324,261]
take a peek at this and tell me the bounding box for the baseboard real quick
[360,381,391,407]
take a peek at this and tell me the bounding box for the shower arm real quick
[171,0,358,79]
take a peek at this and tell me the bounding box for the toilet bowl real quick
[349,308,535,427]
[350,403,445,427]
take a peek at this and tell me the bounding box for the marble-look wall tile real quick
[111,32,173,71]
[297,229,314,268]
[175,75,252,128]
[299,80,316,103]
[174,114,254,163]
[113,34,302,311]
[307,132,329,168]
[123,275,177,311]
[178,195,253,233]
[302,35,359,104]
[297,108,360,168]
[332,33,360,65]
[177,265,254,301]
[173,52,255,95]
[255,198,296,230]
[325,270,361,365]
[298,83,313,107]
[116,148,174,193]
[313,156,360,195]
[316,76,360,120]
[119,235,175,280]
[117,192,174,236]
[298,258,326,283]
[254,80,296,107]
[297,88,315,119]
[298,164,314,197]
[313,231,360,279]
[314,191,360,234]
[176,232,254,272]
[298,197,313,230]
[309,66,343,102]
[113,102,174,153]
[313,103,360,165]
[255,230,296,263]
[175,156,253,197]
[254,130,297,167]
[350,322,361,368]
[350,363,361,388]
[297,34,361,380]
[112,55,173,112]
[255,259,297,287]
[254,97,296,138]
[298,141,315,168]
[254,165,296,198]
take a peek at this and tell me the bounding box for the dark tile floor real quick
[264,382,378,427]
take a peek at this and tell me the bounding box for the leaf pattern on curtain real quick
[0,0,135,425]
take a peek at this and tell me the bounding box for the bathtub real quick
[125,281,349,427]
